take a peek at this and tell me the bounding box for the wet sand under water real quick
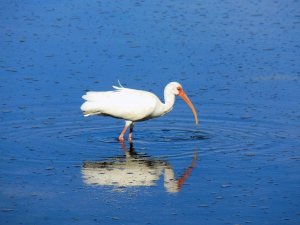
[0,0,299,225]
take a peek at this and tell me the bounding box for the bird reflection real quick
[82,142,198,193]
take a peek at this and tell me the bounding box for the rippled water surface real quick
[1,0,300,225]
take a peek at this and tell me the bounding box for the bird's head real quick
[167,82,198,125]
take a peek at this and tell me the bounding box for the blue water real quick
[1,0,299,224]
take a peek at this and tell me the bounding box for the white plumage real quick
[81,87,160,121]
[80,82,198,141]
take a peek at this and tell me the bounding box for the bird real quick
[80,81,198,142]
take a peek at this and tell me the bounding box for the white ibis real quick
[80,82,198,141]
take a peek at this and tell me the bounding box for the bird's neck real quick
[162,89,176,114]
[151,85,176,117]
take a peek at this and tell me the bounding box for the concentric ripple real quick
[1,103,293,164]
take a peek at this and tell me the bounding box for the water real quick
[1,0,299,224]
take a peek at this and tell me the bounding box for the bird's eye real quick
[177,87,181,91]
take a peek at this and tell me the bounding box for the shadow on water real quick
[82,142,198,193]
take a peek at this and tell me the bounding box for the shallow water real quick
[1,0,300,225]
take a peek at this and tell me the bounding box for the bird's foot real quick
[118,136,125,142]
[128,133,133,143]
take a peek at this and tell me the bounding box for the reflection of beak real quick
[178,89,198,124]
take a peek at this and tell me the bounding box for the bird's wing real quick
[81,88,160,121]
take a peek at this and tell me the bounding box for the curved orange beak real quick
[178,89,198,124]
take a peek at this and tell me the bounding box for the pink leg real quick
[128,127,133,142]
[118,125,128,142]
[118,121,132,142]
[128,123,135,142]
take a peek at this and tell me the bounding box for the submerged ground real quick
[0,0,299,224]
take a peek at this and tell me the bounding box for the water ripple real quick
[1,104,292,163]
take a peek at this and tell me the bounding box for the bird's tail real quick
[81,101,102,116]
